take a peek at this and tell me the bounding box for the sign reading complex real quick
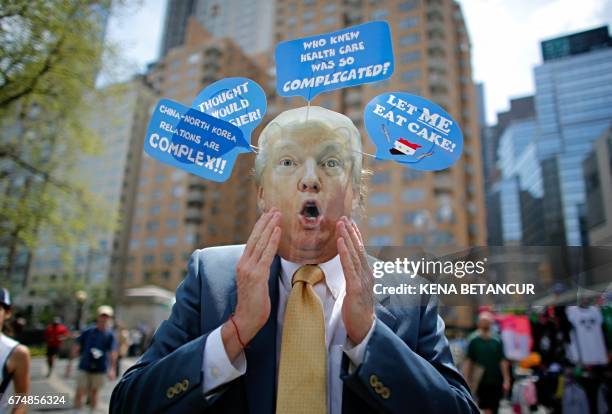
[275,21,394,100]
[364,92,463,171]
[144,99,250,182]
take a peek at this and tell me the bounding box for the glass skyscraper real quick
[534,26,612,245]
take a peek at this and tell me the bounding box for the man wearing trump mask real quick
[111,106,477,413]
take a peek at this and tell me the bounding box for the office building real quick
[23,76,154,312]
[534,26,612,245]
[125,19,269,290]
[159,0,196,57]
[583,127,612,245]
[160,0,275,58]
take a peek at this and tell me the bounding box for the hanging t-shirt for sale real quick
[497,315,532,361]
[565,306,607,365]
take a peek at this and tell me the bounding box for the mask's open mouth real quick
[298,200,323,229]
[301,201,320,218]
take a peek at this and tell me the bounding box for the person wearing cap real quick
[0,288,30,414]
[44,316,69,377]
[463,312,511,414]
[67,305,117,412]
[111,106,476,413]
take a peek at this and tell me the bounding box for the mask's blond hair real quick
[255,106,365,189]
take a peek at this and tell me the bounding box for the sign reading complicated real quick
[275,21,394,100]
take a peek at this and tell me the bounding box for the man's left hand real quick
[337,216,375,344]
[108,370,116,381]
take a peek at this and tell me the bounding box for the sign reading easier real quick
[364,92,463,171]
[192,77,266,143]
[276,21,394,100]
[144,99,249,182]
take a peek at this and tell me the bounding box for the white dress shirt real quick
[201,255,376,414]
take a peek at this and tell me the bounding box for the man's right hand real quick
[221,208,281,361]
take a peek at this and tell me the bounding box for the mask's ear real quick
[333,126,360,210]
[257,186,266,212]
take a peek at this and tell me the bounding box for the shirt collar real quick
[280,255,344,299]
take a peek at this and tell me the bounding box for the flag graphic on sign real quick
[390,138,422,156]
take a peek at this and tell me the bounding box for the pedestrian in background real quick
[463,312,511,414]
[66,305,117,413]
[44,316,69,377]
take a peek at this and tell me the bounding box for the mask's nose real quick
[298,159,320,192]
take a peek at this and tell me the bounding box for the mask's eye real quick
[323,158,341,168]
[279,158,295,167]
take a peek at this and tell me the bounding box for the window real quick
[170,202,181,212]
[401,51,421,64]
[401,188,425,202]
[149,205,161,215]
[371,172,390,184]
[322,16,337,26]
[323,4,336,12]
[371,8,388,19]
[369,214,392,228]
[162,270,171,280]
[303,11,315,20]
[144,238,158,248]
[303,23,317,33]
[403,169,424,181]
[369,235,392,246]
[399,1,417,11]
[129,239,139,249]
[188,53,200,64]
[162,252,175,264]
[172,187,184,197]
[143,255,154,265]
[400,34,420,46]
[164,236,177,246]
[401,70,421,83]
[166,219,179,229]
[404,234,424,246]
[433,231,454,244]
[369,192,392,206]
[146,221,160,232]
[398,16,418,29]
[403,210,424,225]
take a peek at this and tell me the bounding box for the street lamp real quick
[75,290,88,331]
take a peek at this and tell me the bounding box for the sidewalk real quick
[23,356,138,413]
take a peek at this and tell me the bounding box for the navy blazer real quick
[110,245,478,413]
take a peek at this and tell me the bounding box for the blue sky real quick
[104,0,612,125]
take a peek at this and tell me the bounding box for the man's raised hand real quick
[222,208,281,360]
[336,216,375,344]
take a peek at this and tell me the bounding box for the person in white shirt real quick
[0,288,30,414]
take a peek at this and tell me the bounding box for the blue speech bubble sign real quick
[364,93,463,171]
[191,77,266,144]
[144,98,247,182]
[275,21,394,100]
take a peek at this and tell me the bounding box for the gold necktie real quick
[276,265,327,414]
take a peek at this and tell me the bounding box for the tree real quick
[0,0,118,284]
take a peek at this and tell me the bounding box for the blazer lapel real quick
[244,255,281,414]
